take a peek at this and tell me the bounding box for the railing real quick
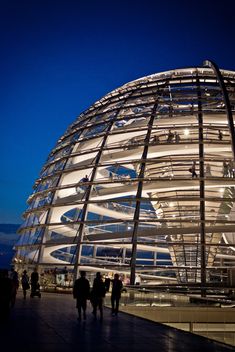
[99,201,157,218]
[39,273,235,347]
[104,287,235,347]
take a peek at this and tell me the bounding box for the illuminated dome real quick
[14,60,235,287]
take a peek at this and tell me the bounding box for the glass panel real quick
[83,122,108,139]
[33,176,59,192]
[40,159,66,178]
[98,100,123,113]
[73,136,103,153]
[16,227,44,246]
[113,116,149,130]
[21,211,48,227]
[66,150,98,169]
[27,191,53,210]
[89,111,117,125]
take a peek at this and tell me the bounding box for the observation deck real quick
[0,292,233,352]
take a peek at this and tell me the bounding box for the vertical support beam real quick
[72,88,139,281]
[203,60,235,159]
[196,75,206,296]
[73,120,115,280]
[130,105,158,285]
[203,59,235,293]
[122,248,126,264]
[36,174,66,270]
[154,251,157,266]
[36,125,88,270]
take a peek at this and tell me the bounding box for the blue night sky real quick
[1,0,235,224]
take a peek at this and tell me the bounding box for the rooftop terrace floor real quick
[0,291,234,352]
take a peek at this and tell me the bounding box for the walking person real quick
[189,161,198,178]
[223,161,229,177]
[175,132,180,143]
[73,271,90,321]
[228,160,235,178]
[152,135,159,144]
[91,272,106,321]
[111,273,123,316]
[21,270,30,299]
[218,130,223,141]
[167,130,174,143]
[30,268,40,298]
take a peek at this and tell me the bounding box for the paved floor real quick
[0,292,234,352]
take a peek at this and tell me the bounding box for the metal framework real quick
[14,62,235,288]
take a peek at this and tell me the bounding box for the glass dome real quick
[14,61,235,287]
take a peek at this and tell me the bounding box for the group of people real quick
[20,268,40,299]
[189,159,235,178]
[167,130,180,143]
[73,271,123,321]
[0,267,41,320]
[1,267,123,322]
[189,159,235,179]
[0,267,30,320]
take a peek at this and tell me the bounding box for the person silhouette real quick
[81,175,89,182]
[174,132,180,143]
[167,130,174,143]
[21,270,30,299]
[30,268,40,298]
[73,271,90,321]
[223,161,229,177]
[218,130,223,141]
[91,272,106,321]
[78,175,89,192]
[152,135,159,144]
[111,273,123,316]
[189,161,198,178]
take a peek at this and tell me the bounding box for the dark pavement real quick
[0,291,234,352]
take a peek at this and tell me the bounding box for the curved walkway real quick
[0,292,233,352]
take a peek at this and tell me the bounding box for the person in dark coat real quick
[73,271,90,321]
[30,268,40,297]
[91,272,106,320]
[21,270,30,299]
[111,273,123,316]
